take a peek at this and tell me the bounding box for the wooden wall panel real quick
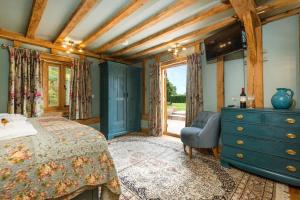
[217,56,225,112]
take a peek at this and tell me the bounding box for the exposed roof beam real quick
[54,0,98,43]
[138,39,203,62]
[81,0,148,47]
[262,6,300,24]
[0,28,131,64]
[256,0,300,14]
[127,17,237,60]
[95,0,197,53]
[229,0,260,62]
[230,0,264,106]
[113,3,232,56]
[229,0,259,23]
[26,0,48,38]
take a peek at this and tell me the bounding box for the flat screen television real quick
[204,22,246,61]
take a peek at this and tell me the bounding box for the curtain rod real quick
[1,43,71,64]
[0,43,40,52]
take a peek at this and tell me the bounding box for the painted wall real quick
[202,61,217,111]
[263,15,300,108]
[0,38,101,129]
[143,15,300,122]
[202,15,300,111]
[224,58,245,107]
[0,39,11,113]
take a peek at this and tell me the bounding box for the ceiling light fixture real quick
[61,38,84,54]
[122,40,129,46]
[167,43,187,56]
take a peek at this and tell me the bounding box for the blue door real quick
[126,67,141,131]
[109,64,127,134]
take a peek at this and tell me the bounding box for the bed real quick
[0,116,121,200]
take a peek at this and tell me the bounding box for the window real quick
[43,62,71,112]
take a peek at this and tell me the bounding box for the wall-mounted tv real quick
[204,22,246,61]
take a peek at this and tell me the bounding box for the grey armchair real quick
[180,111,221,159]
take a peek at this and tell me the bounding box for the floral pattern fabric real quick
[148,62,162,136]
[69,59,92,120]
[0,117,121,199]
[8,47,43,117]
[186,53,203,126]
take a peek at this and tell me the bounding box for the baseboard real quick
[141,128,149,134]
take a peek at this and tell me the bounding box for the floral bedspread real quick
[0,117,121,200]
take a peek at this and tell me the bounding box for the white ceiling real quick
[0,0,297,60]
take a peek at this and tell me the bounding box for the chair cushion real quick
[180,127,202,147]
[191,111,215,128]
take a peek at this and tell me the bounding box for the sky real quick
[166,65,187,95]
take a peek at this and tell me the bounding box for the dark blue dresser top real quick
[222,107,300,114]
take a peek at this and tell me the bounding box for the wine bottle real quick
[240,88,247,108]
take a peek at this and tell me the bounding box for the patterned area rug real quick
[108,135,290,200]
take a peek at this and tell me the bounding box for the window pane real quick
[65,67,71,106]
[48,66,59,106]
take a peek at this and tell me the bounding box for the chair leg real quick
[183,144,187,154]
[188,146,193,159]
[212,147,219,158]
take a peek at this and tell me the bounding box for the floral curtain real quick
[148,62,163,136]
[8,47,43,117]
[69,59,92,120]
[186,53,203,126]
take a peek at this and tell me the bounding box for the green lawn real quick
[167,103,186,112]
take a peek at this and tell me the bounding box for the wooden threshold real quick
[164,132,181,138]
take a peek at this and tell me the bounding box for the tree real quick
[166,78,177,104]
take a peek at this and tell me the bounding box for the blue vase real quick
[271,88,294,109]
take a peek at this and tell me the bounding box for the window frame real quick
[43,61,71,113]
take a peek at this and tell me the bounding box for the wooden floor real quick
[290,186,300,200]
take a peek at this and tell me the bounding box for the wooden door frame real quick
[160,57,187,137]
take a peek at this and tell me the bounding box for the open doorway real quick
[162,63,187,137]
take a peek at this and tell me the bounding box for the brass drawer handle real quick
[286,133,297,139]
[286,165,297,173]
[236,140,244,145]
[236,153,244,159]
[286,149,297,155]
[286,118,296,124]
[236,114,244,120]
[236,127,244,132]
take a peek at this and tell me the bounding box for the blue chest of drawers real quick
[221,108,300,186]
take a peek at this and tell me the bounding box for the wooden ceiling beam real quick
[230,0,263,107]
[230,0,259,24]
[54,0,98,43]
[0,28,131,64]
[262,6,300,24]
[26,0,48,38]
[128,17,236,59]
[95,0,197,53]
[229,0,260,61]
[81,0,147,47]
[129,38,202,62]
[256,0,300,14]
[113,3,232,56]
